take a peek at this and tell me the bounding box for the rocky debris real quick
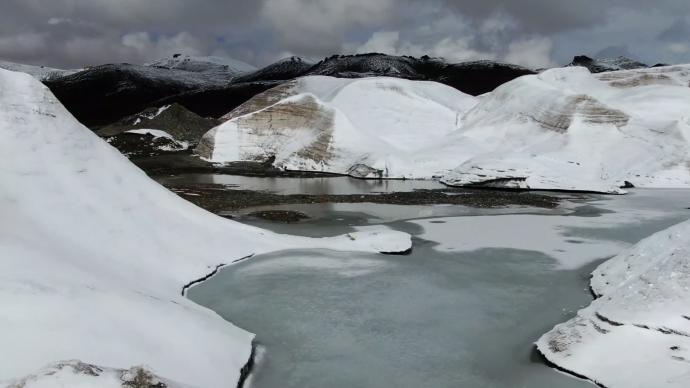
[233,56,315,83]
[4,360,180,388]
[247,210,310,223]
[162,182,561,214]
[95,103,220,145]
[567,55,648,73]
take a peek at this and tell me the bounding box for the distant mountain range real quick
[0,53,654,128]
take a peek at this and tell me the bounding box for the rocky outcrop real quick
[96,103,220,145]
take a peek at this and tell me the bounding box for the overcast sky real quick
[1,0,689,69]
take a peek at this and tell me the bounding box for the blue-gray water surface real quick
[186,180,690,388]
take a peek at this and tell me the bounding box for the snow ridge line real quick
[180,254,255,296]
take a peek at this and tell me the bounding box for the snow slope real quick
[537,219,690,387]
[0,69,410,387]
[0,59,78,81]
[197,76,479,178]
[442,65,690,193]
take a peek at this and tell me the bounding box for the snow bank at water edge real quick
[0,68,411,388]
[537,219,690,387]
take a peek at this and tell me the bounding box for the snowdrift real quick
[537,218,690,387]
[0,69,411,387]
[197,76,479,178]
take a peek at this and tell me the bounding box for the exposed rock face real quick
[6,360,183,388]
[233,56,315,83]
[44,63,224,126]
[96,103,220,145]
[568,55,648,73]
[197,94,337,164]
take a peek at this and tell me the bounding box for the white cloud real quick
[261,0,394,54]
[356,31,400,54]
[667,43,689,54]
[504,36,557,68]
[354,30,496,62]
[121,31,204,59]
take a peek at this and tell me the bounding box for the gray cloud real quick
[0,0,689,69]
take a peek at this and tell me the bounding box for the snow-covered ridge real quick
[0,59,78,81]
[197,76,479,179]
[0,68,411,387]
[146,54,257,76]
[537,218,690,387]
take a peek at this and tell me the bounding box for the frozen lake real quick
[187,185,690,388]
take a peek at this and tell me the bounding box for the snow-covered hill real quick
[442,65,690,193]
[537,218,690,387]
[0,68,410,387]
[0,59,78,81]
[196,76,479,178]
[196,65,690,191]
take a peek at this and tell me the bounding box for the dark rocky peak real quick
[568,55,648,73]
[234,56,316,83]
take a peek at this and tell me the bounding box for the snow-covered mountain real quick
[0,68,410,387]
[196,76,479,178]
[146,53,257,76]
[537,218,690,388]
[0,59,78,81]
[567,55,649,73]
[442,65,690,193]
